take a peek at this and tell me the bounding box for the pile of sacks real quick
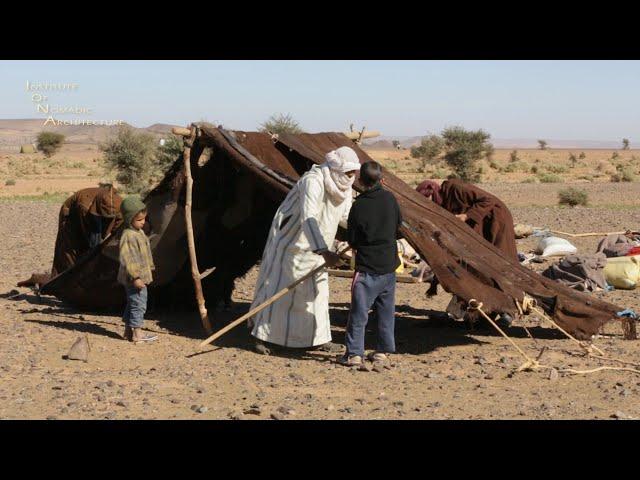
[597,234,640,289]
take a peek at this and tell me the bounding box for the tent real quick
[40,123,623,340]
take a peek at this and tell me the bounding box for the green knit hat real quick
[120,195,147,227]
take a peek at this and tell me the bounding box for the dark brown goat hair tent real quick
[41,123,622,340]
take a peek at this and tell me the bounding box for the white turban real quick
[322,146,360,204]
[325,146,362,173]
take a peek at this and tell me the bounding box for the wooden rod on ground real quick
[183,127,213,335]
[198,247,351,349]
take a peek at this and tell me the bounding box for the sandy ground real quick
[2,183,640,420]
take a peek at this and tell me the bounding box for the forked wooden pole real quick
[183,126,213,335]
[198,246,351,350]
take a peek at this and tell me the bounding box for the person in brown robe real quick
[18,185,123,289]
[417,179,518,260]
[50,185,123,277]
[416,178,519,328]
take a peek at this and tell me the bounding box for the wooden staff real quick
[198,246,351,349]
[182,126,213,335]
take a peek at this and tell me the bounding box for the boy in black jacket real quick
[339,161,402,368]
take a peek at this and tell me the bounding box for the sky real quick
[1,60,639,141]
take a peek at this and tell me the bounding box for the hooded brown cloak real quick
[51,186,123,276]
[439,179,518,261]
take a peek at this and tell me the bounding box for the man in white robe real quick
[249,146,361,355]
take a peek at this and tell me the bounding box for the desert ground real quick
[1,142,640,420]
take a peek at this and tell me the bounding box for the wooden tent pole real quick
[198,246,351,350]
[182,126,213,335]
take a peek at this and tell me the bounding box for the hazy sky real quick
[1,60,639,140]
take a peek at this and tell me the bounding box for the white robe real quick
[250,165,352,348]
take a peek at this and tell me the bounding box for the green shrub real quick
[5,179,16,186]
[36,131,65,157]
[611,168,636,182]
[509,150,519,163]
[558,187,588,206]
[538,173,562,183]
[259,113,303,134]
[530,165,539,174]
[489,160,499,170]
[411,134,444,172]
[441,126,492,183]
[578,152,586,159]
[100,125,159,195]
[521,177,537,184]
[546,164,567,174]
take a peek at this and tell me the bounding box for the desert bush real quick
[577,175,593,182]
[596,161,611,172]
[5,179,16,186]
[545,164,567,174]
[612,151,620,160]
[392,140,400,149]
[156,135,183,173]
[509,150,519,163]
[558,187,588,207]
[36,131,65,157]
[503,161,529,173]
[100,125,159,194]
[521,177,537,184]
[411,134,444,172]
[489,160,499,170]
[538,173,562,183]
[623,138,630,150]
[431,168,448,179]
[568,153,577,168]
[611,167,636,182]
[441,126,492,183]
[537,139,548,150]
[259,113,303,135]
[530,165,539,174]
[579,152,586,159]
[71,161,84,169]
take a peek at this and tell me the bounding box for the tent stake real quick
[183,126,213,335]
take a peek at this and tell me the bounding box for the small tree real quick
[537,139,548,150]
[441,126,492,183]
[568,152,577,168]
[623,138,630,150]
[411,134,444,172]
[156,135,183,174]
[100,125,158,194]
[36,131,65,157]
[392,140,400,149]
[259,113,303,135]
[510,150,519,163]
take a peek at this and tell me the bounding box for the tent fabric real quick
[39,124,622,339]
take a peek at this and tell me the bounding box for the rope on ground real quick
[467,298,640,376]
[467,299,549,373]
[520,295,605,356]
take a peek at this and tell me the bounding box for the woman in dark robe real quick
[416,178,518,328]
[50,185,123,276]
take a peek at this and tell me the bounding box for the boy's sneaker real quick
[337,354,363,367]
[131,328,158,344]
[367,352,389,363]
